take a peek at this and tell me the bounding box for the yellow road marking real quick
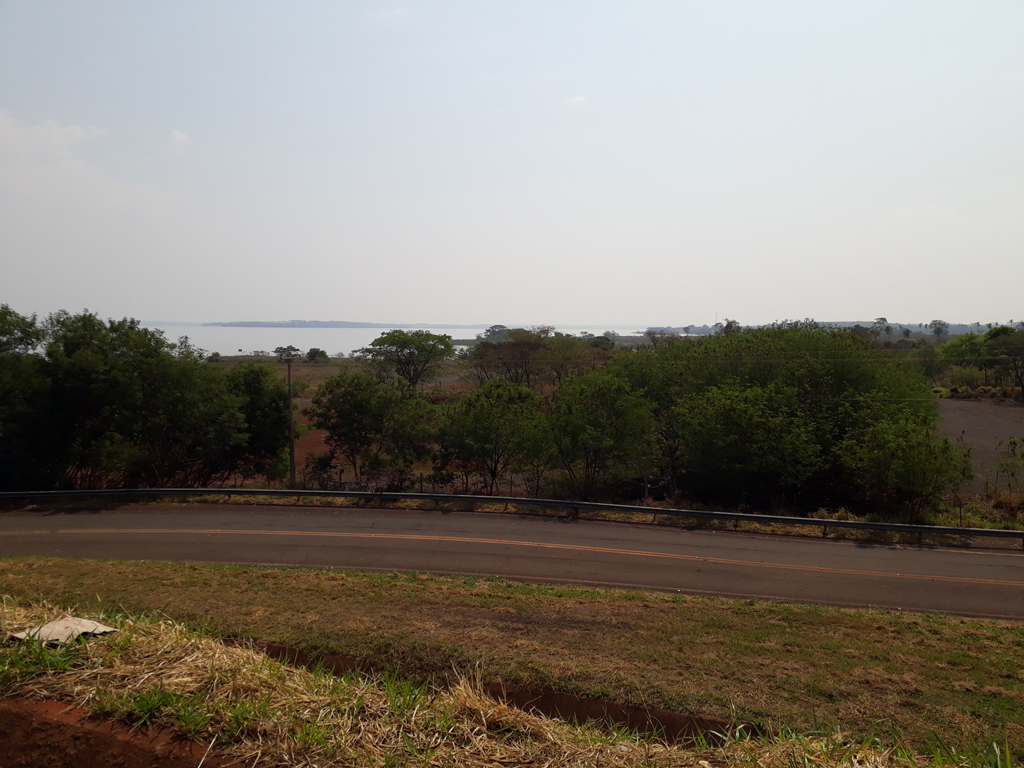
[6,527,1023,588]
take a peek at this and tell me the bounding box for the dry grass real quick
[0,599,932,768]
[1,557,1022,757]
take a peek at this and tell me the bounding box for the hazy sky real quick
[2,2,1022,327]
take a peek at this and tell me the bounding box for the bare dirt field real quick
[937,400,1024,491]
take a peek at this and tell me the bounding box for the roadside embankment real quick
[1,558,1021,757]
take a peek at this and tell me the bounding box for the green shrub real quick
[838,422,972,521]
[611,322,958,511]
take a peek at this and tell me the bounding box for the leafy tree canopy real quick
[0,304,43,355]
[546,370,656,501]
[354,330,455,387]
[307,371,433,485]
[306,347,329,364]
[984,325,1016,343]
[607,322,958,512]
[436,379,537,494]
[0,309,290,490]
[987,330,1024,397]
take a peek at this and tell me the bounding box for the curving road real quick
[1,504,1022,619]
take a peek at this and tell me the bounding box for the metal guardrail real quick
[2,488,1023,546]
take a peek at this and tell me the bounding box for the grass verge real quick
[2,600,705,767]
[3,599,1016,768]
[1,557,1022,759]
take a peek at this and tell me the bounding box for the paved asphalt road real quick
[1,504,1022,619]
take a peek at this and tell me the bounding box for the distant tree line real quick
[931,326,1024,395]
[7,307,1015,522]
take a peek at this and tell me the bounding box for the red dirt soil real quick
[0,698,236,768]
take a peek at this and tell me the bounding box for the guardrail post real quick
[822,525,828,537]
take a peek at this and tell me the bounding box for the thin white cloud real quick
[363,5,409,25]
[566,95,587,107]
[0,112,209,318]
[0,115,84,161]
[171,129,190,147]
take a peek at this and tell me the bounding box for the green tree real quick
[838,421,972,521]
[714,318,742,336]
[32,312,248,488]
[354,330,454,387]
[477,324,510,341]
[609,321,942,509]
[643,328,680,347]
[0,307,48,489]
[914,346,947,380]
[545,371,655,500]
[307,371,433,486]
[0,305,42,356]
[126,344,248,488]
[462,342,502,386]
[939,332,989,386]
[988,330,1024,398]
[983,325,1016,344]
[668,384,822,502]
[513,411,558,497]
[306,347,329,364]
[928,319,950,343]
[224,364,290,480]
[465,329,546,387]
[2,309,332,490]
[584,334,615,351]
[437,379,538,494]
[538,334,591,385]
[939,333,984,369]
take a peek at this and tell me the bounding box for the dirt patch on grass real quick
[292,407,331,469]
[1,559,1021,755]
[0,698,230,768]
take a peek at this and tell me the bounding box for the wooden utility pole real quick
[280,354,302,488]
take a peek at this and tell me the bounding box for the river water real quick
[142,323,639,357]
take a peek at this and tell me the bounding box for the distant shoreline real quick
[136,319,1011,336]
[200,321,489,329]
[193,321,646,330]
